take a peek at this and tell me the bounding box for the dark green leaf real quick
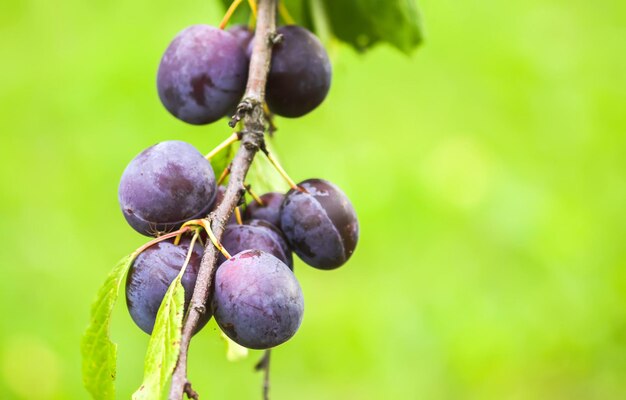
[131,258,187,399]
[210,140,237,181]
[320,0,423,54]
[280,0,311,26]
[219,0,423,53]
[81,254,135,400]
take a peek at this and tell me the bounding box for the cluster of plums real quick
[119,140,358,349]
[157,23,331,124]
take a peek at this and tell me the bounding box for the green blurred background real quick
[1,0,625,398]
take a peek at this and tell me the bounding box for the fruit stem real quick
[179,231,200,275]
[175,219,211,245]
[234,206,244,225]
[245,184,265,205]
[219,0,245,30]
[135,226,192,255]
[261,148,299,190]
[205,132,240,160]
[206,220,232,259]
[217,164,232,185]
[278,1,295,25]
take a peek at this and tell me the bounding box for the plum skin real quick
[219,220,293,269]
[118,140,217,236]
[157,25,248,125]
[212,250,304,349]
[125,237,210,335]
[280,179,358,270]
[228,25,254,53]
[262,25,332,118]
[246,219,293,270]
[243,192,285,227]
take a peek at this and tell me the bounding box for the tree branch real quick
[168,1,278,399]
[255,349,271,400]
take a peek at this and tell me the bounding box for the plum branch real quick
[167,0,278,398]
[255,349,271,400]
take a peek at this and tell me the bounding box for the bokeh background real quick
[1,0,625,398]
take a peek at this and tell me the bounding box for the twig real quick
[255,350,272,400]
[183,382,199,400]
[167,1,278,399]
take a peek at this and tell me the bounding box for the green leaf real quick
[81,254,135,400]
[246,139,290,194]
[320,0,424,54]
[132,261,187,400]
[219,0,423,53]
[210,140,237,180]
[220,330,249,362]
